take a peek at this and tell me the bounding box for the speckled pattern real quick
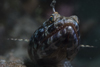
[0,53,26,67]
[28,12,80,67]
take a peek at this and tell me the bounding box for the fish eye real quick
[49,16,54,22]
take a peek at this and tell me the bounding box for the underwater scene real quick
[0,0,100,67]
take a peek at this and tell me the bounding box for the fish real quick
[28,12,80,66]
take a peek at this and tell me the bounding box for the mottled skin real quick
[28,12,80,67]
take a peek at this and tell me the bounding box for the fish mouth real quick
[41,23,79,44]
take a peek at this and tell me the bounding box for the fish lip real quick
[41,23,79,44]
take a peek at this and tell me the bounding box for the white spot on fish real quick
[47,36,53,44]
[64,28,67,34]
[57,31,62,37]
[67,26,74,34]
[68,26,72,30]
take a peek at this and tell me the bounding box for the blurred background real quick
[0,0,100,67]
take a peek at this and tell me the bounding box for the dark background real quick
[0,0,100,67]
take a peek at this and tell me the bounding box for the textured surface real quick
[0,53,26,67]
[0,0,100,67]
[28,12,80,67]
